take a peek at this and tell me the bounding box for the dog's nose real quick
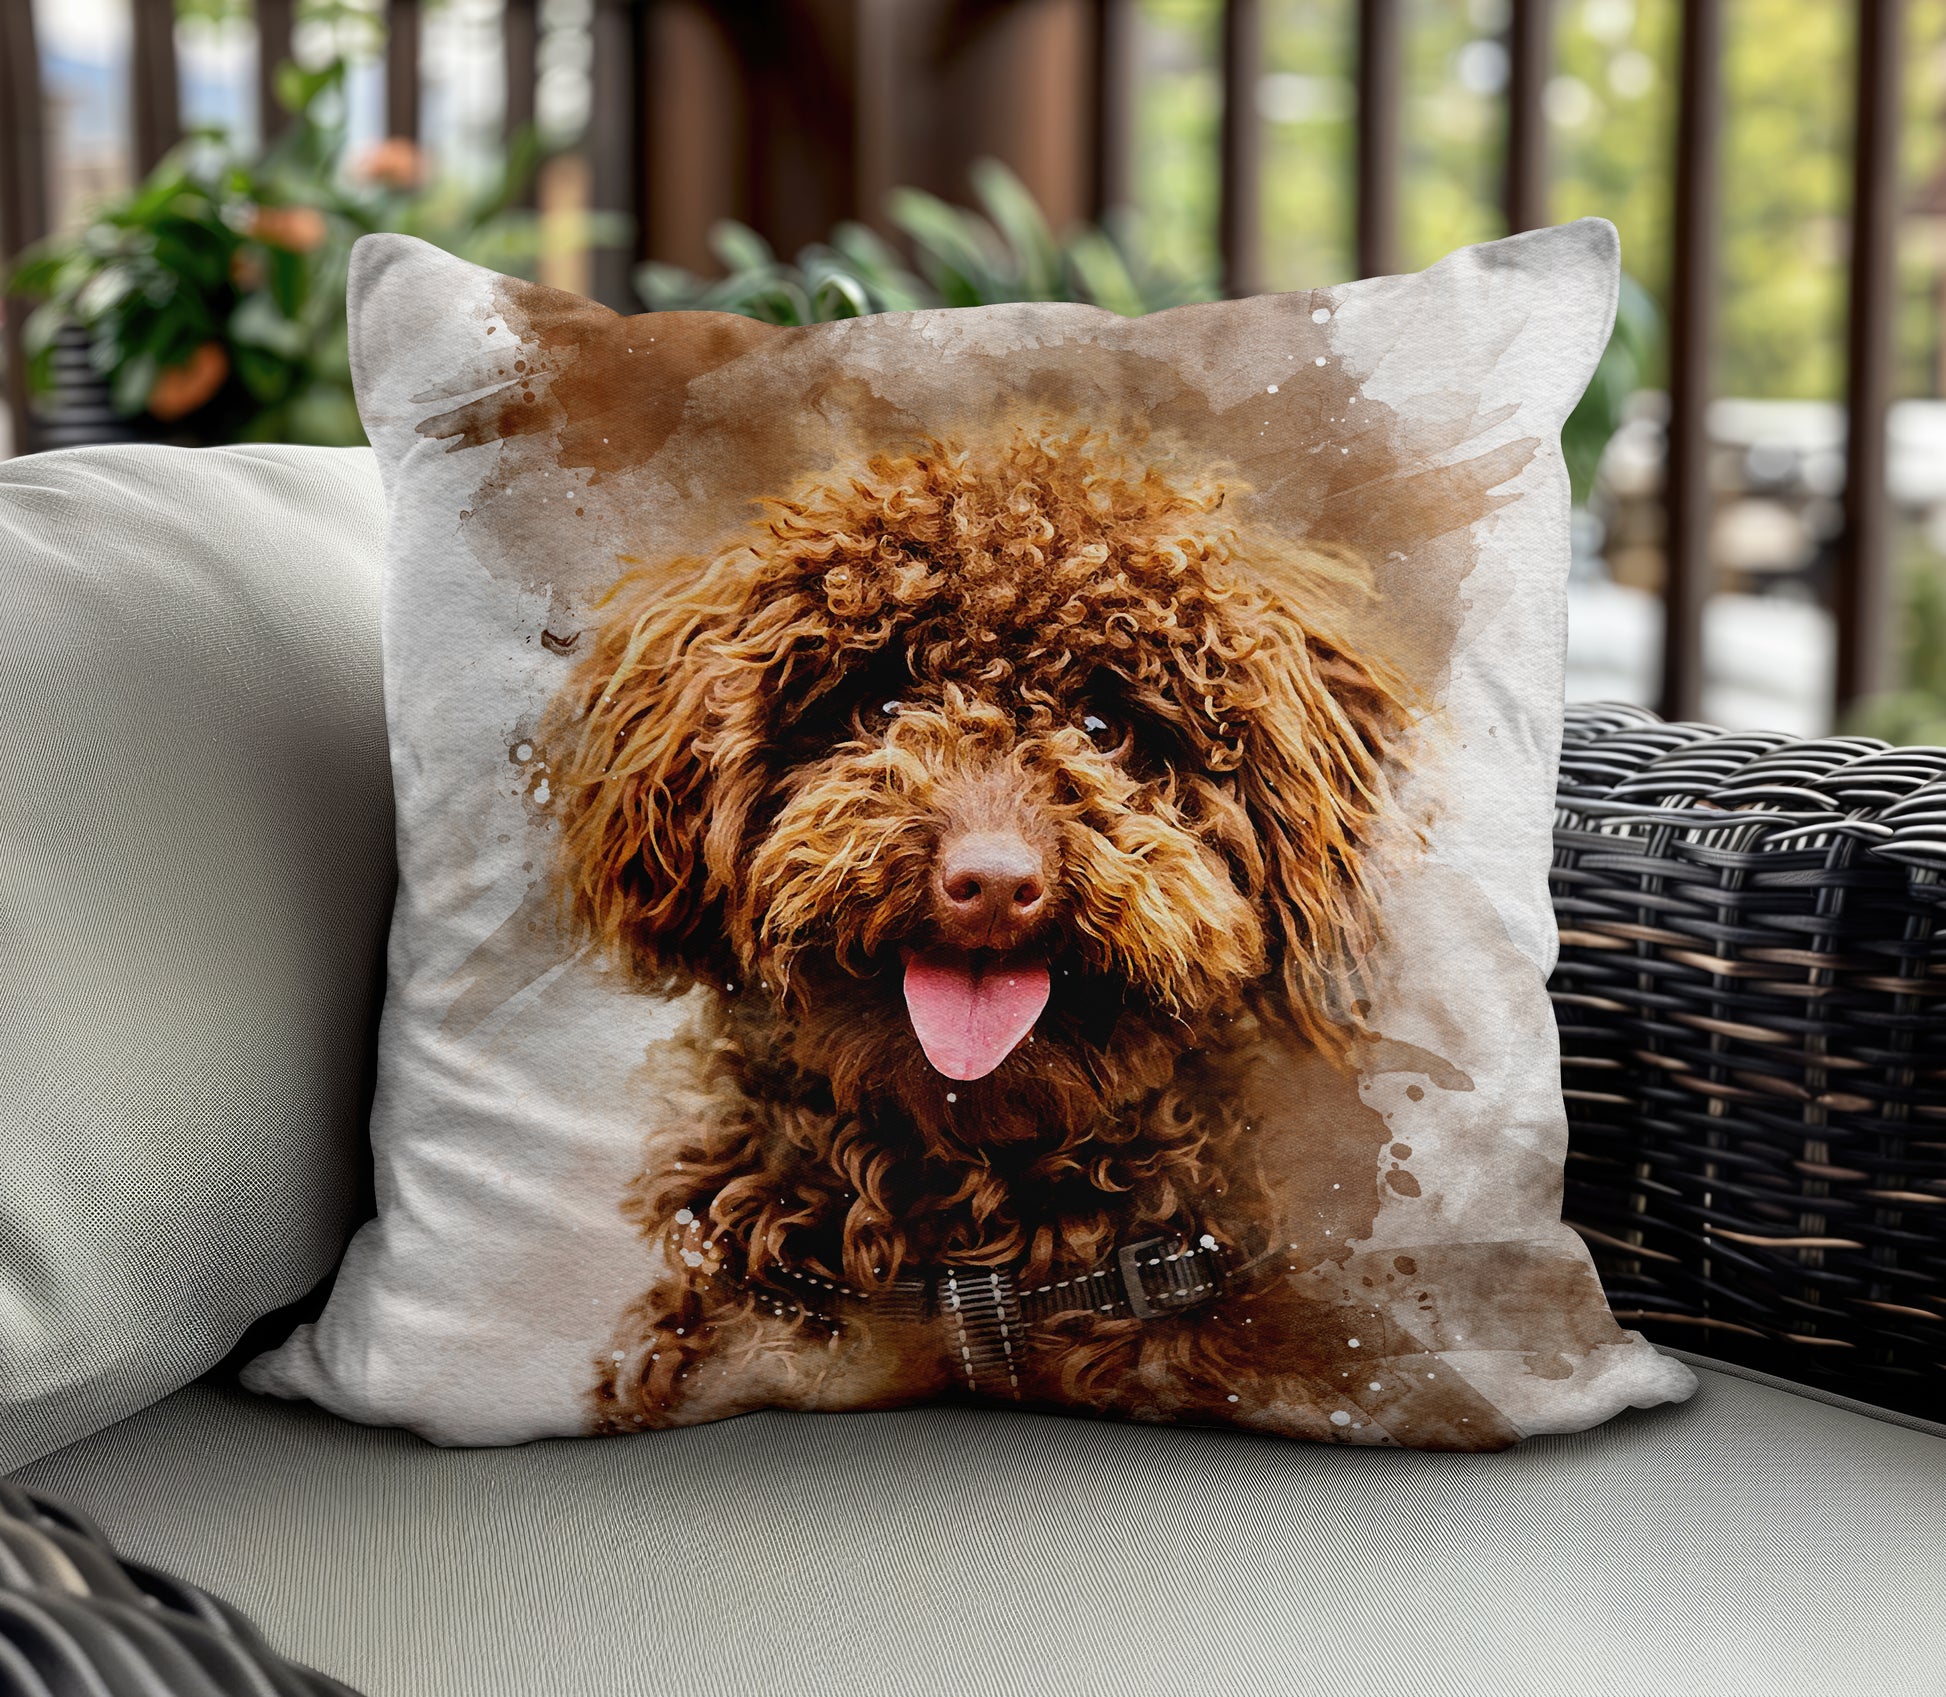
[934,832,1048,947]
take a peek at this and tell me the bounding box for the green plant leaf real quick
[888,188,1007,306]
[1564,271,1663,505]
[634,261,699,312]
[969,159,1062,299]
[6,241,67,297]
[231,339,295,403]
[800,255,872,320]
[230,291,308,358]
[282,381,366,446]
[827,224,935,311]
[275,60,340,121]
[21,302,68,360]
[709,221,777,275]
[1063,228,1147,318]
[110,352,156,417]
[73,266,136,321]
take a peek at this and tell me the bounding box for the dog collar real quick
[767,1234,1236,1398]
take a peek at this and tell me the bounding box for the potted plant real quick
[8,56,545,447]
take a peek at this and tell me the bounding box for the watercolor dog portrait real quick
[245,225,1696,1451]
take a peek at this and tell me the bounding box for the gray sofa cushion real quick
[0,445,393,1474]
[11,1367,1943,1697]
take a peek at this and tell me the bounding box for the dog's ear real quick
[541,559,780,989]
[1223,581,1412,1060]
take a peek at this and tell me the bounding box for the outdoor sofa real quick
[1,443,1941,1697]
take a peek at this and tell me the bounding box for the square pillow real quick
[247,221,1695,1448]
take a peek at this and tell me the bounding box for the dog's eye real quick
[1080,711,1127,755]
[863,699,902,732]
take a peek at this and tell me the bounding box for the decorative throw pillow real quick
[246,221,1696,1449]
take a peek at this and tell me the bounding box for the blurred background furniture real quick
[7,0,1946,743]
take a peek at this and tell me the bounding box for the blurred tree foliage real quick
[1140,0,1946,406]
[1135,0,1946,714]
[1846,530,1946,743]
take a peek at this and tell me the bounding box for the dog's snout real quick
[934,832,1048,946]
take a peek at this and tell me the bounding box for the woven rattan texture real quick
[0,1480,361,1697]
[1554,703,1946,1419]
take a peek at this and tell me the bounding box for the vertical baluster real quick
[504,0,540,207]
[852,0,898,234]
[257,0,295,145]
[386,0,422,142]
[1219,0,1263,296]
[1356,0,1401,279]
[1090,0,1137,220]
[131,0,183,176]
[1,0,49,455]
[586,0,648,311]
[1837,0,1904,714]
[1505,0,1552,234]
[1660,0,1724,723]
[504,0,539,137]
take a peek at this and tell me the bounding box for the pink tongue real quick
[902,952,1052,1081]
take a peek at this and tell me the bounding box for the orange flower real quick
[248,204,328,253]
[229,247,266,292]
[147,342,229,421]
[355,137,424,191]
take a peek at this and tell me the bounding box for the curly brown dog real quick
[542,426,1515,1446]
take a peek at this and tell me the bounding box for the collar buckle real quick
[1116,1235,1217,1320]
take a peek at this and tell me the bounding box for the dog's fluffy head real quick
[544,428,1412,1139]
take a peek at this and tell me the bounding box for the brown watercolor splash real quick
[1360,1034,1476,1095]
[412,273,1537,695]
[1321,1239,1628,1363]
[417,279,783,482]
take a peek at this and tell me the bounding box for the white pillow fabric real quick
[0,444,390,1473]
[248,223,1695,1448]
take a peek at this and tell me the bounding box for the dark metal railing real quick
[1217,0,1262,299]
[1839,0,1904,709]
[1353,0,1403,283]
[0,0,1910,729]
[0,0,45,460]
[1662,0,1724,724]
[1504,0,1553,237]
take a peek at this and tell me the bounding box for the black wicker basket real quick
[1553,702,1946,1419]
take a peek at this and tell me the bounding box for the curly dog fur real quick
[542,425,1445,1438]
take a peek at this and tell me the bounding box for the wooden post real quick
[1356,0,1402,278]
[852,0,898,230]
[1218,0,1263,296]
[504,0,540,206]
[505,0,539,137]
[257,0,295,145]
[1505,0,1552,233]
[640,0,745,273]
[1,0,49,455]
[1836,0,1904,714]
[1090,0,1137,220]
[386,0,421,141]
[131,0,182,176]
[1659,0,1723,723]
[587,0,649,310]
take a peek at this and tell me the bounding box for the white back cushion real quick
[0,444,391,1471]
